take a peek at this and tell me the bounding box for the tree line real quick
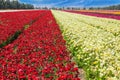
[35,4,120,10]
[0,0,120,10]
[0,0,34,9]
[89,4,120,10]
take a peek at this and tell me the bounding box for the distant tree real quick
[0,0,34,9]
[0,0,4,9]
[62,7,65,10]
[83,7,86,10]
[88,4,120,10]
[66,7,70,10]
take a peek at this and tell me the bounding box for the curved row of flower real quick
[52,10,120,80]
[76,10,120,15]
[0,11,80,80]
[0,10,46,45]
[64,10,120,20]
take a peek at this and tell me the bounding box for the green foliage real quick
[0,24,30,48]
[0,0,34,9]
[0,30,21,48]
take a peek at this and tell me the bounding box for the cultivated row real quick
[0,11,80,80]
[65,10,120,20]
[0,10,46,46]
[52,10,120,80]
[64,10,120,36]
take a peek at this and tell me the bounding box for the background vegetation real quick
[0,0,34,9]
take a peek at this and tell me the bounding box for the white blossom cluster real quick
[52,10,120,80]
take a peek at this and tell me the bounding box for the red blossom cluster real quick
[0,10,80,80]
[0,10,46,44]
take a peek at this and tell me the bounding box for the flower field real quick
[64,10,120,20]
[0,10,47,47]
[52,10,120,80]
[0,10,80,79]
[1,9,120,80]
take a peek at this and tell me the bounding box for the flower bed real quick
[76,10,120,15]
[52,10,120,80]
[64,10,120,20]
[0,10,46,46]
[0,10,80,80]
[63,10,120,36]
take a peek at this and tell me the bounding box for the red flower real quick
[0,10,80,79]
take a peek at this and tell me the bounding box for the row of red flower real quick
[0,10,80,80]
[64,10,120,20]
[0,10,47,45]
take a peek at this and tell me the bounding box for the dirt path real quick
[79,69,86,80]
